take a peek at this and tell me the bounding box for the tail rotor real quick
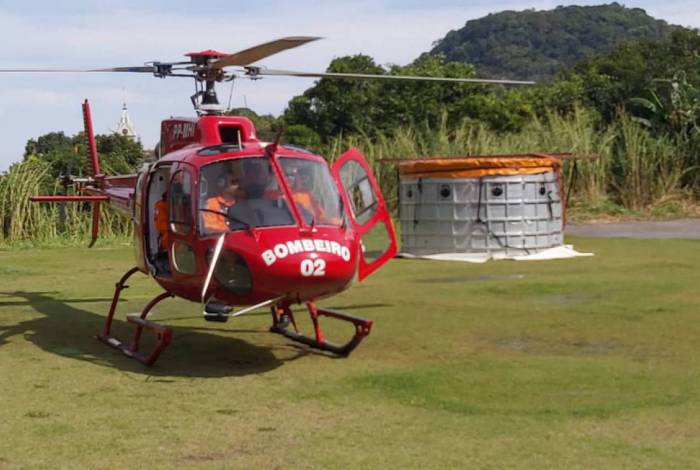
[30,99,107,246]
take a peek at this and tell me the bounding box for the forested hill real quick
[429,3,676,81]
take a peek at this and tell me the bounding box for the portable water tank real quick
[398,155,564,257]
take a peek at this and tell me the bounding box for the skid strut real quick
[97,267,174,365]
[269,301,373,356]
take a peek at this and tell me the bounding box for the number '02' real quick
[300,259,326,277]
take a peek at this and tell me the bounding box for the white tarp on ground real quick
[397,244,594,263]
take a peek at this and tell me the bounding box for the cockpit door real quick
[167,163,199,278]
[331,148,397,281]
[132,166,149,273]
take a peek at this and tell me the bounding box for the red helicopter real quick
[6,37,533,365]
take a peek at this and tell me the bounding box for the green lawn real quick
[1,237,699,468]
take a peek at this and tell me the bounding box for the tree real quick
[281,53,530,140]
[283,124,322,151]
[379,54,479,131]
[24,131,145,178]
[630,71,700,136]
[566,28,700,123]
[24,131,84,178]
[429,3,676,82]
[283,55,384,140]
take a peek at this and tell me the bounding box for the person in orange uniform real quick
[202,173,240,233]
[287,165,328,224]
[153,192,169,251]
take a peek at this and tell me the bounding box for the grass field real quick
[1,237,700,468]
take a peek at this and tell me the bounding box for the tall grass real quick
[612,115,689,210]
[324,107,696,214]
[0,160,131,246]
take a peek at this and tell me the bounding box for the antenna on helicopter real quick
[226,77,236,112]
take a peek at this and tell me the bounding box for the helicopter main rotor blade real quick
[0,66,156,73]
[212,36,322,69]
[90,66,158,73]
[0,68,96,73]
[251,68,536,85]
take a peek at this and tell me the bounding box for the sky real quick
[1,0,699,171]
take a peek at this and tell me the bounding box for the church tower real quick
[113,102,138,140]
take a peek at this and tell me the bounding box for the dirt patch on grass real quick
[178,452,228,464]
[24,411,52,419]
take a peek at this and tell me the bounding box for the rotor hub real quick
[186,49,230,62]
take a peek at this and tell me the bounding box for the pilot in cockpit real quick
[202,168,240,233]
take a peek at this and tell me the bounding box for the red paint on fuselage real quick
[86,114,395,308]
[159,115,257,155]
[157,226,359,305]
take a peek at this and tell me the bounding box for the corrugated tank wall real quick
[399,171,563,256]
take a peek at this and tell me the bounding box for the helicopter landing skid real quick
[270,302,373,356]
[97,267,175,365]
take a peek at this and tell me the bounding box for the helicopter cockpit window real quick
[279,157,344,226]
[169,170,193,235]
[198,157,294,235]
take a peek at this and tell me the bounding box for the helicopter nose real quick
[258,252,356,300]
[208,248,254,297]
[210,231,358,304]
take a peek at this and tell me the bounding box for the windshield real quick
[278,157,344,226]
[198,157,294,235]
